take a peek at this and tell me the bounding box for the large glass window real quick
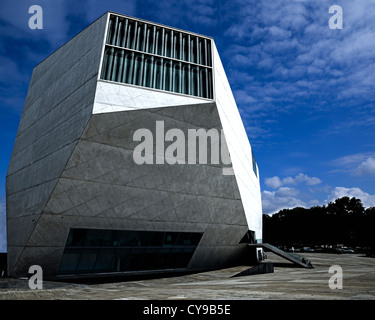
[58,229,203,275]
[101,14,213,99]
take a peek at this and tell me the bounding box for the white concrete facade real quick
[93,80,210,114]
[212,42,262,241]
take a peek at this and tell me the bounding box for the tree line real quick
[263,196,375,251]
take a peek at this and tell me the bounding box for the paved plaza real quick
[1,253,374,300]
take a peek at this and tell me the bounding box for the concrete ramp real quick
[249,243,314,268]
[232,262,274,277]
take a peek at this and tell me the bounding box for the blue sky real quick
[1,0,375,252]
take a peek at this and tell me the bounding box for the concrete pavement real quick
[1,253,374,300]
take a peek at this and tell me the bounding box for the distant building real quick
[6,12,262,279]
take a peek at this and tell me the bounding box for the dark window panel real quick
[58,229,203,275]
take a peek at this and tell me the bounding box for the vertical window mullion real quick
[132,21,138,50]
[155,28,159,55]
[121,19,128,48]
[136,24,141,51]
[105,47,114,80]
[196,66,200,97]
[128,51,135,84]
[188,64,191,95]
[121,52,128,83]
[143,56,148,87]
[187,35,191,62]
[204,39,208,66]
[179,33,183,61]
[160,57,164,90]
[106,17,113,44]
[174,33,178,60]
[117,50,124,82]
[145,27,150,54]
[116,19,122,47]
[153,57,157,89]
[140,53,145,86]
[200,39,205,66]
[171,61,175,92]
[182,35,186,62]
[170,30,174,59]
[132,52,138,84]
[208,68,212,99]
[191,37,195,63]
[164,31,169,57]
[152,26,156,54]
[111,16,119,45]
[101,49,109,79]
[142,23,147,52]
[196,37,200,65]
[163,59,167,90]
[150,56,154,87]
[178,62,183,93]
[169,60,173,91]
[126,21,132,48]
[205,68,209,98]
[199,67,204,97]
[161,29,165,56]
[207,41,212,67]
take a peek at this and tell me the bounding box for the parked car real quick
[334,247,355,254]
[341,248,355,253]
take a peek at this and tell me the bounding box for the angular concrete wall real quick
[16,102,249,277]
[6,13,108,276]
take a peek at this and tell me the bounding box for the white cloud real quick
[222,0,375,141]
[264,173,321,189]
[275,187,300,197]
[326,187,375,208]
[354,157,375,176]
[262,188,307,215]
[333,153,372,167]
[264,176,282,189]
[332,153,375,176]
[262,184,375,215]
[268,26,292,39]
[295,174,321,186]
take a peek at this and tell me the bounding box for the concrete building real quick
[6,12,262,279]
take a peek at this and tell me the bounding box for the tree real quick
[327,196,364,216]
[262,197,369,248]
[361,207,375,251]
